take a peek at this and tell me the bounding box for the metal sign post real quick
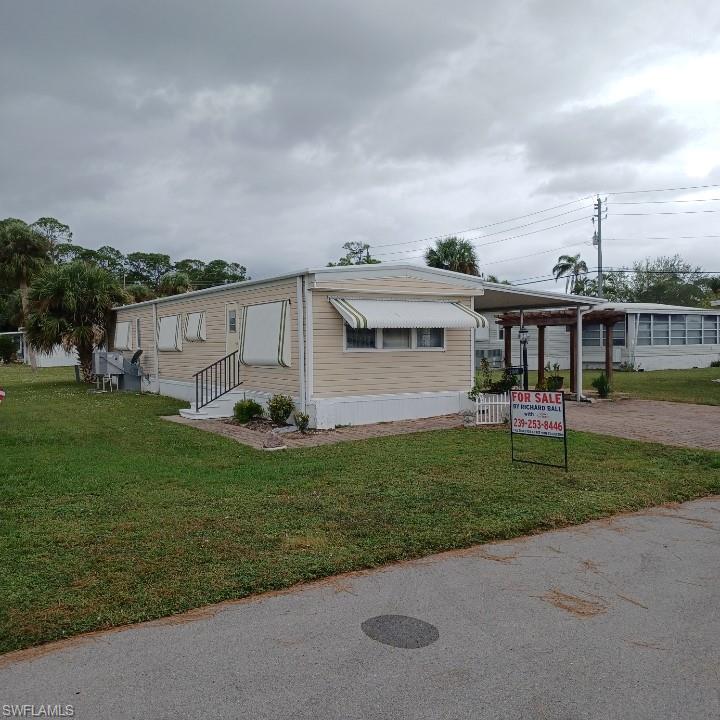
[509,389,568,470]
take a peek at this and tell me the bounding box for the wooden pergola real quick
[496,308,626,390]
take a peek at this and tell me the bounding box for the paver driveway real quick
[2,497,719,720]
[566,398,719,451]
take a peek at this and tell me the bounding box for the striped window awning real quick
[329,297,488,329]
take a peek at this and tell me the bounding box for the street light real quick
[519,326,529,391]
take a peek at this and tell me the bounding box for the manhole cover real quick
[361,614,439,649]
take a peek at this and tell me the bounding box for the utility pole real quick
[593,195,605,299]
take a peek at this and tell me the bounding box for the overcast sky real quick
[2,1,720,288]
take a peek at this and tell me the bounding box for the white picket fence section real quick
[475,392,510,425]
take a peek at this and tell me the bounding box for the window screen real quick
[346,326,376,349]
[686,315,702,345]
[637,314,651,345]
[670,315,686,345]
[135,318,142,348]
[416,328,444,348]
[703,316,719,345]
[653,314,670,345]
[381,328,411,349]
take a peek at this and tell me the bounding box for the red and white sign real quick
[0,387,5,404]
[510,390,565,438]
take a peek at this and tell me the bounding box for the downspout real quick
[304,278,314,400]
[296,276,306,412]
[152,300,160,394]
[576,305,591,403]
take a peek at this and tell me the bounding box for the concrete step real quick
[180,389,248,420]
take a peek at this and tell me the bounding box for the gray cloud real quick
[1,0,719,281]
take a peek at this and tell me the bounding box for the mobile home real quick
[111,265,598,428]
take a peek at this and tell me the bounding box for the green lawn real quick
[527,366,720,405]
[1,365,719,654]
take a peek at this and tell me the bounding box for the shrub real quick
[233,399,263,423]
[267,394,295,425]
[711,360,720,368]
[591,373,612,399]
[0,335,15,363]
[293,411,310,433]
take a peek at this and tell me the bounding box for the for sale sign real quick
[510,390,565,438]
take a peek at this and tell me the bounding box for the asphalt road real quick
[2,497,720,720]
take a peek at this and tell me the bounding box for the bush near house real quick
[267,394,295,425]
[591,373,612,399]
[233,399,263,423]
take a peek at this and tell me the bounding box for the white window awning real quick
[329,297,488,329]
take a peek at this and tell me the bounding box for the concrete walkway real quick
[566,398,720,451]
[2,497,720,719]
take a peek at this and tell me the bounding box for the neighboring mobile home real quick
[110,265,598,428]
[476,302,720,371]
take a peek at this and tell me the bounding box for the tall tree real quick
[425,237,478,275]
[552,253,588,293]
[328,242,381,267]
[201,259,248,285]
[30,217,73,262]
[125,252,173,287]
[24,262,129,382]
[0,218,50,368]
[629,255,706,306]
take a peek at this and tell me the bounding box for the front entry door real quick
[226,302,239,355]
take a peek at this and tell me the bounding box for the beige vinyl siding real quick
[313,276,478,296]
[312,291,473,398]
[114,305,156,372]
[113,279,300,396]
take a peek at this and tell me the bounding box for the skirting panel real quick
[310,391,468,429]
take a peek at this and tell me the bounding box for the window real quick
[135,318,142,348]
[344,324,445,351]
[670,315,686,345]
[114,321,132,350]
[382,328,411,349]
[416,328,444,349]
[582,323,602,347]
[654,314,670,345]
[185,311,207,341]
[703,316,719,345]
[157,314,182,351]
[239,300,292,368]
[346,327,376,349]
[227,309,237,333]
[476,348,503,368]
[637,314,652,345]
[686,315,702,345]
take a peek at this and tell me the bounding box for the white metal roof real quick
[329,297,488,329]
[113,263,603,312]
[596,302,720,314]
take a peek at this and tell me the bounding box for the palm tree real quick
[126,283,157,303]
[24,262,129,382]
[425,237,479,275]
[0,218,50,368]
[158,271,192,296]
[552,253,588,293]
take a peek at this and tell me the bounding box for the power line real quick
[370,196,593,250]
[606,183,720,196]
[611,197,720,205]
[610,208,720,216]
[375,215,592,260]
[604,235,720,241]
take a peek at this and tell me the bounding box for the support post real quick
[569,326,576,396]
[604,322,613,383]
[576,307,584,403]
[537,326,545,387]
[503,325,512,368]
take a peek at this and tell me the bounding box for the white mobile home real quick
[111,265,598,428]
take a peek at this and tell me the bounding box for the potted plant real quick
[545,362,564,391]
